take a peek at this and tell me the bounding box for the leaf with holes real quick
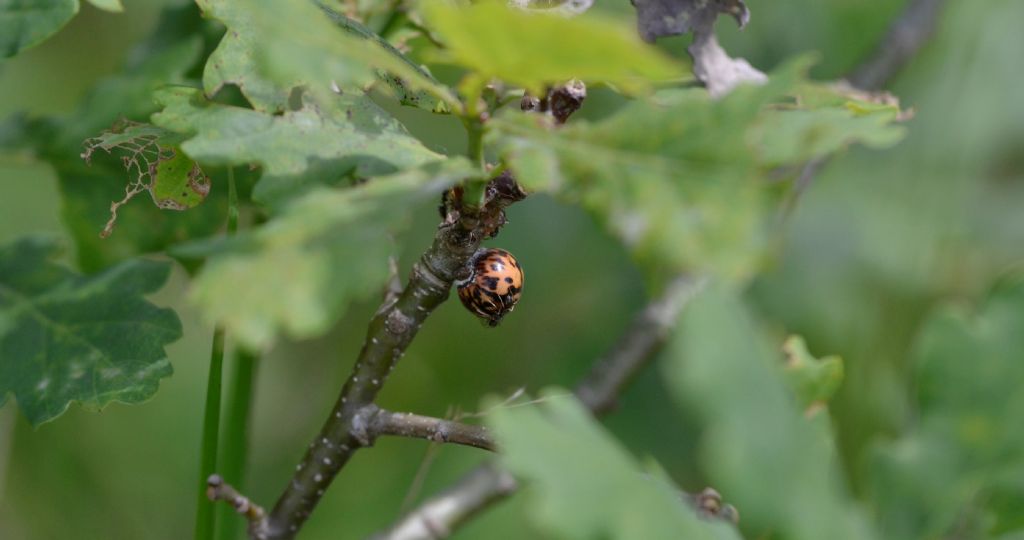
[0,237,181,427]
[81,121,211,237]
[3,3,217,273]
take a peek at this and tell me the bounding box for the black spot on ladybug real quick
[505,277,513,283]
[490,264,499,271]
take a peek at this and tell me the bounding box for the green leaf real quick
[198,0,457,113]
[781,335,844,414]
[871,277,1024,539]
[178,159,475,349]
[751,105,906,166]
[419,0,682,97]
[152,86,444,206]
[490,60,905,283]
[0,0,77,58]
[85,0,121,12]
[487,390,739,540]
[0,236,181,427]
[664,284,875,540]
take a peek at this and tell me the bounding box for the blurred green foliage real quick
[0,0,1022,540]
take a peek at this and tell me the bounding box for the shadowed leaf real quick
[0,0,77,58]
[0,236,181,426]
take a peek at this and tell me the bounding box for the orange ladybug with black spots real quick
[456,248,523,327]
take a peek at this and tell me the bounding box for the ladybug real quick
[456,248,524,327]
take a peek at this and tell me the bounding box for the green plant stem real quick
[461,116,488,207]
[196,168,240,540]
[227,167,239,234]
[216,349,259,540]
[195,327,226,540]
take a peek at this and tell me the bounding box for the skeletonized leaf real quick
[419,0,682,96]
[4,3,216,272]
[152,86,442,206]
[0,237,181,426]
[487,390,739,540]
[176,159,476,349]
[81,121,211,237]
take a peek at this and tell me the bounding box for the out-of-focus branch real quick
[368,464,518,540]
[355,405,498,452]
[575,276,708,414]
[782,0,948,220]
[849,0,948,91]
[371,275,712,540]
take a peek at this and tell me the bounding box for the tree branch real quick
[371,275,710,540]
[244,176,524,540]
[356,405,498,452]
[849,0,948,92]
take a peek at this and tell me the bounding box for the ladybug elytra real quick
[456,248,523,327]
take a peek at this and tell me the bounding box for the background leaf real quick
[781,335,844,413]
[487,390,739,540]
[419,0,682,96]
[491,61,904,283]
[152,86,444,206]
[0,236,181,426]
[0,0,77,58]
[869,277,1024,539]
[663,284,875,540]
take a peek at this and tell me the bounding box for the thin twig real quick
[371,275,708,540]
[355,405,498,452]
[208,475,266,526]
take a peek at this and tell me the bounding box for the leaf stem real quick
[195,327,226,540]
